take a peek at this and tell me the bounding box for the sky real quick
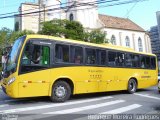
[0,0,159,31]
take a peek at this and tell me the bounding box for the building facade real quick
[98,14,151,53]
[157,11,160,40]
[150,11,160,64]
[15,0,152,53]
[16,3,40,33]
[149,26,160,59]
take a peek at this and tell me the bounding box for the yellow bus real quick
[1,35,158,102]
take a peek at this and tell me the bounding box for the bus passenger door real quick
[18,41,51,97]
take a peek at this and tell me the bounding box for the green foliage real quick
[65,20,84,40]
[87,30,107,44]
[40,19,84,40]
[0,28,34,55]
[40,19,107,44]
[0,27,12,46]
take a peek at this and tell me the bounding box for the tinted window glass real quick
[55,44,69,63]
[86,48,96,64]
[126,54,132,67]
[151,57,156,69]
[97,50,106,65]
[132,55,140,67]
[70,46,83,64]
[140,56,146,68]
[116,52,125,67]
[21,44,50,73]
[108,51,117,66]
[146,56,150,68]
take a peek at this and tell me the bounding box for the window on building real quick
[69,13,74,21]
[138,37,143,52]
[125,36,130,47]
[85,48,96,64]
[111,35,116,45]
[55,44,69,63]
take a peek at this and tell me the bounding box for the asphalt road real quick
[0,86,160,120]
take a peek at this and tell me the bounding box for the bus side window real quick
[42,46,50,65]
[116,52,125,67]
[55,44,69,63]
[126,54,132,67]
[108,51,117,66]
[145,56,151,69]
[21,44,50,73]
[151,57,156,69]
[85,48,96,64]
[70,46,83,64]
[132,55,140,68]
[140,56,146,68]
[97,50,106,65]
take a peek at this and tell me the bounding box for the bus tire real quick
[50,81,71,102]
[127,79,137,94]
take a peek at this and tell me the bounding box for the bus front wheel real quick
[50,81,71,102]
[127,79,137,94]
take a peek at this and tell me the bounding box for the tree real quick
[0,28,34,47]
[65,20,84,40]
[0,27,12,48]
[39,19,84,40]
[86,30,107,44]
[40,19,107,44]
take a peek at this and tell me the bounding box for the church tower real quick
[45,0,61,20]
[67,0,99,29]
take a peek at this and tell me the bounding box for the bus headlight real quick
[8,77,16,85]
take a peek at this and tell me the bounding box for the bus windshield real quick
[6,36,25,72]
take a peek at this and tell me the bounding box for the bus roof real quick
[26,34,155,56]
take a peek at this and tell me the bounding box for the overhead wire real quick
[0,0,147,19]
[0,0,120,16]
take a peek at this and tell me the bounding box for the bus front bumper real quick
[1,80,17,98]
[158,80,160,93]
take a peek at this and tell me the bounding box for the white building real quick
[15,0,152,53]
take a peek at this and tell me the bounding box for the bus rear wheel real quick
[127,79,137,94]
[50,81,71,102]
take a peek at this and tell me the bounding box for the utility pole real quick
[39,0,46,31]
[38,0,41,31]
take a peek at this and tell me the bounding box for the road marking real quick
[44,100,125,114]
[134,93,160,100]
[100,104,142,114]
[0,96,113,114]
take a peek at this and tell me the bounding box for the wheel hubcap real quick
[55,86,66,98]
[130,81,135,91]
